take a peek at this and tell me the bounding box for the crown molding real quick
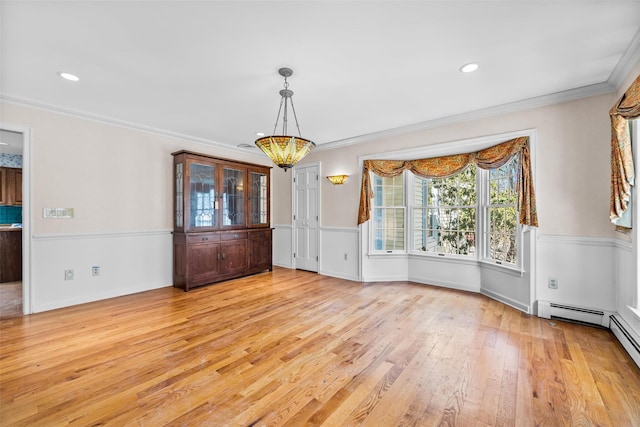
[0,94,268,163]
[607,27,640,90]
[315,82,615,152]
[1,78,618,158]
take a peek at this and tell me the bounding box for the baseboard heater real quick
[538,301,608,327]
[610,315,640,369]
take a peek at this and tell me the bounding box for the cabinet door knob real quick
[234,234,239,239]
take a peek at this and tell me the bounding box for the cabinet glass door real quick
[249,171,268,226]
[190,163,216,228]
[222,167,245,226]
[175,162,184,228]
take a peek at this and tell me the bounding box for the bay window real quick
[371,156,522,268]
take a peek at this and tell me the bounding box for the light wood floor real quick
[1,268,639,426]
[0,281,22,319]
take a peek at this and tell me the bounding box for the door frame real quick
[1,122,32,315]
[291,162,321,271]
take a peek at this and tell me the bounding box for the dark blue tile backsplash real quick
[0,206,22,224]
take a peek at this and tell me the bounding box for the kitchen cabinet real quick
[0,229,22,282]
[172,151,272,291]
[0,167,22,206]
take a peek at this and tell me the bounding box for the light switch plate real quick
[43,208,74,219]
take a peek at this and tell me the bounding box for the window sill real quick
[367,252,408,259]
[629,306,640,323]
[479,260,524,277]
[368,251,524,277]
[408,251,478,266]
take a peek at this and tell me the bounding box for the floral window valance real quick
[358,136,538,227]
[610,74,639,225]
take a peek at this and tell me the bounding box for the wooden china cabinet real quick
[172,151,272,291]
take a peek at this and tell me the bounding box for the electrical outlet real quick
[92,266,100,277]
[64,269,74,281]
[548,277,558,289]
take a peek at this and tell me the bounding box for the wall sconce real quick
[326,175,348,185]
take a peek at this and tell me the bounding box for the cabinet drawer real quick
[250,229,272,239]
[221,232,247,241]
[187,233,220,244]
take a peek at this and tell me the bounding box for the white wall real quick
[1,101,271,313]
[3,64,638,338]
[613,63,640,340]
[272,83,629,318]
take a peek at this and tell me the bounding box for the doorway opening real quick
[0,124,31,317]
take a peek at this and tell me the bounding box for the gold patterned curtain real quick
[357,136,538,227]
[610,74,640,224]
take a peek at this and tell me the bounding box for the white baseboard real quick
[482,288,530,313]
[610,315,640,369]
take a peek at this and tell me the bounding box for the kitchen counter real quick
[0,228,22,282]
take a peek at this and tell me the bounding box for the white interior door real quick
[293,164,319,272]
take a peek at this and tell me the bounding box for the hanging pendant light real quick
[255,67,315,171]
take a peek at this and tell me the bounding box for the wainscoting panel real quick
[273,224,293,269]
[319,226,360,282]
[31,230,172,312]
[408,255,481,293]
[536,235,617,315]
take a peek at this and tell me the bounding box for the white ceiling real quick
[2,1,640,152]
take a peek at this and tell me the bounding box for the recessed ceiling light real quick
[255,132,265,137]
[237,143,256,149]
[58,71,80,82]
[0,142,8,146]
[459,63,479,73]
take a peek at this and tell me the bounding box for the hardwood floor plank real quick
[1,268,639,426]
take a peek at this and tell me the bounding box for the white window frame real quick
[409,169,479,260]
[369,172,408,254]
[363,129,535,277]
[478,158,523,271]
[629,119,639,312]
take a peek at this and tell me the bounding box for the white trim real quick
[33,281,169,313]
[272,224,293,230]
[479,260,524,278]
[607,28,640,90]
[319,226,359,234]
[2,80,619,155]
[408,252,479,267]
[319,270,360,283]
[32,229,172,241]
[0,95,268,164]
[610,314,640,369]
[359,129,537,162]
[537,234,617,248]
[407,276,480,294]
[481,288,530,314]
[317,85,611,151]
[273,223,293,229]
[615,239,633,251]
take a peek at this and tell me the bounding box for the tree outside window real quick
[486,156,519,264]
[413,166,476,256]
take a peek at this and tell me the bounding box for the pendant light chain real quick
[289,96,303,138]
